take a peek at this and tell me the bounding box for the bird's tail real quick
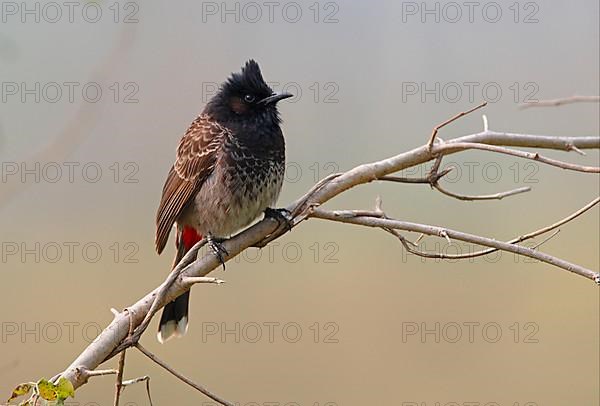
[157,226,202,343]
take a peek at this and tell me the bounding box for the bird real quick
[155,60,293,343]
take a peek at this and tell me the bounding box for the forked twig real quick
[135,344,233,406]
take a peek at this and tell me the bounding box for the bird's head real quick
[206,60,292,125]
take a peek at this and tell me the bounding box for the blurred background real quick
[1,0,598,405]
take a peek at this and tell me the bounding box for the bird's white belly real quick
[179,161,283,238]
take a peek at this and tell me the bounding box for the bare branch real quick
[435,142,600,173]
[434,183,532,201]
[386,197,598,262]
[49,126,599,401]
[378,167,454,184]
[531,230,561,249]
[135,344,233,406]
[121,375,150,386]
[380,155,533,201]
[427,101,488,149]
[113,350,126,406]
[407,198,596,260]
[113,308,136,406]
[310,208,600,283]
[427,154,532,201]
[77,368,118,379]
[122,376,153,406]
[450,131,599,150]
[382,228,446,259]
[517,197,599,241]
[181,276,226,285]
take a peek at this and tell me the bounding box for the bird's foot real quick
[264,207,293,233]
[207,235,228,271]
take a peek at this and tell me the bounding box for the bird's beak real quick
[259,92,294,105]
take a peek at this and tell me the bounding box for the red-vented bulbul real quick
[155,60,292,343]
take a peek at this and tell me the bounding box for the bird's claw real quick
[264,207,293,232]
[207,236,228,271]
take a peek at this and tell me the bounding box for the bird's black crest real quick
[224,59,273,98]
[205,60,286,123]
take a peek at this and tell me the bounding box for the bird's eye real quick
[244,94,256,103]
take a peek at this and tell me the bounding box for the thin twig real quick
[531,229,561,249]
[517,197,599,241]
[85,369,118,377]
[384,228,445,259]
[482,115,489,132]
[428,155,532,201]
[378,167,454,184]
[519,95,600,109]
[181,276,226,285]
[427,101,488,149]
[337,197,599,261]
[122,376,153,406]
[77,368,118,379]
[288,172,342,218]
[381,156,531,201]
[135,343,234,406]
[113,350,126,406]
[311,207,600,282]
[114,308,136,406]
[320,209,386,219]
[434,184,531,201]
[435,142,600,173]
[568,145,586,156]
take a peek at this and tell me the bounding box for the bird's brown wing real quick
[155,114,229,254]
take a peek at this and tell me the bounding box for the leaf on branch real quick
[6,377,76,405]
[36,379,57,401]
[55,377,75,400]
[7,383,32,403]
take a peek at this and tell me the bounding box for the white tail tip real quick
[157,316,188,344]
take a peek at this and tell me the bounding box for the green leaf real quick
[55,377,75,399]
[7,383,32,403]
[36,379,57,401]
